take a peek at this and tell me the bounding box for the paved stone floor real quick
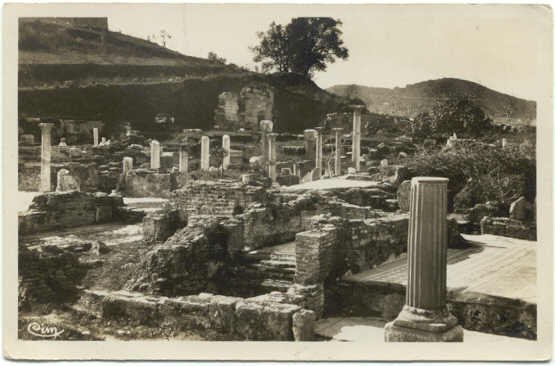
[345,234,536,303]
[315,317,535,343]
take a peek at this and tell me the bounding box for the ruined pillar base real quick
[384,305,463,342]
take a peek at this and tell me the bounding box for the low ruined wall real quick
[325,280,537,340]
[18,191,124,235]
[480,216,536,241]
[18,241,89,312]
[124,170,174,198]
[172,180,267,217]
[18,161,98,192]
[125,221,229,296]
[80,289,316,341]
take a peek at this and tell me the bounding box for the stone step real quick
[260,279,294,292]
[259,259,296,268]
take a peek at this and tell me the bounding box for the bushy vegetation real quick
[406,141,535,211]
[410,98,494,141]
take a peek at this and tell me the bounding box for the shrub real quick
[406,142,535,211]
[410,98,493,141]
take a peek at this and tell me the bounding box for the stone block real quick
[480,216,536,240]
[56,169,81,192]
[234,300,299,340]
[384,322,464,342]
[292,309,316,341]
[95,204,113,223]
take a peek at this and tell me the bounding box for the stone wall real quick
[18,241,89,312]
[325,280,537,340]
[125,220,229,296]
[480,216,536,241]
[123,170,174,198]
[172,180,267,218]
[18,161,98,192]
[213,84,274,131]
[19,191,124,235]
[295,226,337,285]
[239,85,274,130]
[79,288,316,341]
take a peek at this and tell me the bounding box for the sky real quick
[107,4,551,102]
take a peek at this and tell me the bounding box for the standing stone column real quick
[93,127,99,146]
[332,128,343,176]
[268,133,278,182]
[39,123,54,192]
[304,129,317,162]
[222,134,231,170]
[200,136,210,171]
[351,105,363,171]
[260,120,273,166]
[150,140,160,170]
[122,157,133,175]
[501,138,508,149]
[179,145,189,174]
[314,127,324,179]
[385,177,463,342]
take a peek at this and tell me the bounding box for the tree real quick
[411,98,493,140]
[251,17,349,78]
[159,30,172,47]
[208,52,227,65]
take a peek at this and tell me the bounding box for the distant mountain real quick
[327,78,536,126]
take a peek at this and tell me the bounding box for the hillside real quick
[327,78,536,126]
[18,18,354,135]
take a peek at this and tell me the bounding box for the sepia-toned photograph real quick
[2,2,552,361]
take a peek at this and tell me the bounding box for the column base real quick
[384,305,464,342]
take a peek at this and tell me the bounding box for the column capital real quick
[350,104,365,111]
[260,120,273,132]
[39,122,55,130]
[268,132,279,140]
[411,177,449,185]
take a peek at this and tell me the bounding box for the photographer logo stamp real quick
[26,321,64,339]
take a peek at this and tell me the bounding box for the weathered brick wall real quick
[295,225,337,285]
[19,191,123,235]
[172,180,266,218]
[480,216,536,241]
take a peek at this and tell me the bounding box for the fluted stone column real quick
[351,105,363,171]
[179,145,189,174]
[150,140,160,170]
[268,133,278,182]
[222,135,231,170]
[260,120,273,166]
[93,127,99,146]
[332,128,343,176]
[314,127,324,179]
[122,157,133,175]
[304,129,317,162]
[385,177,463,342]
[201,136,210,171]
[39,123,54,192]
